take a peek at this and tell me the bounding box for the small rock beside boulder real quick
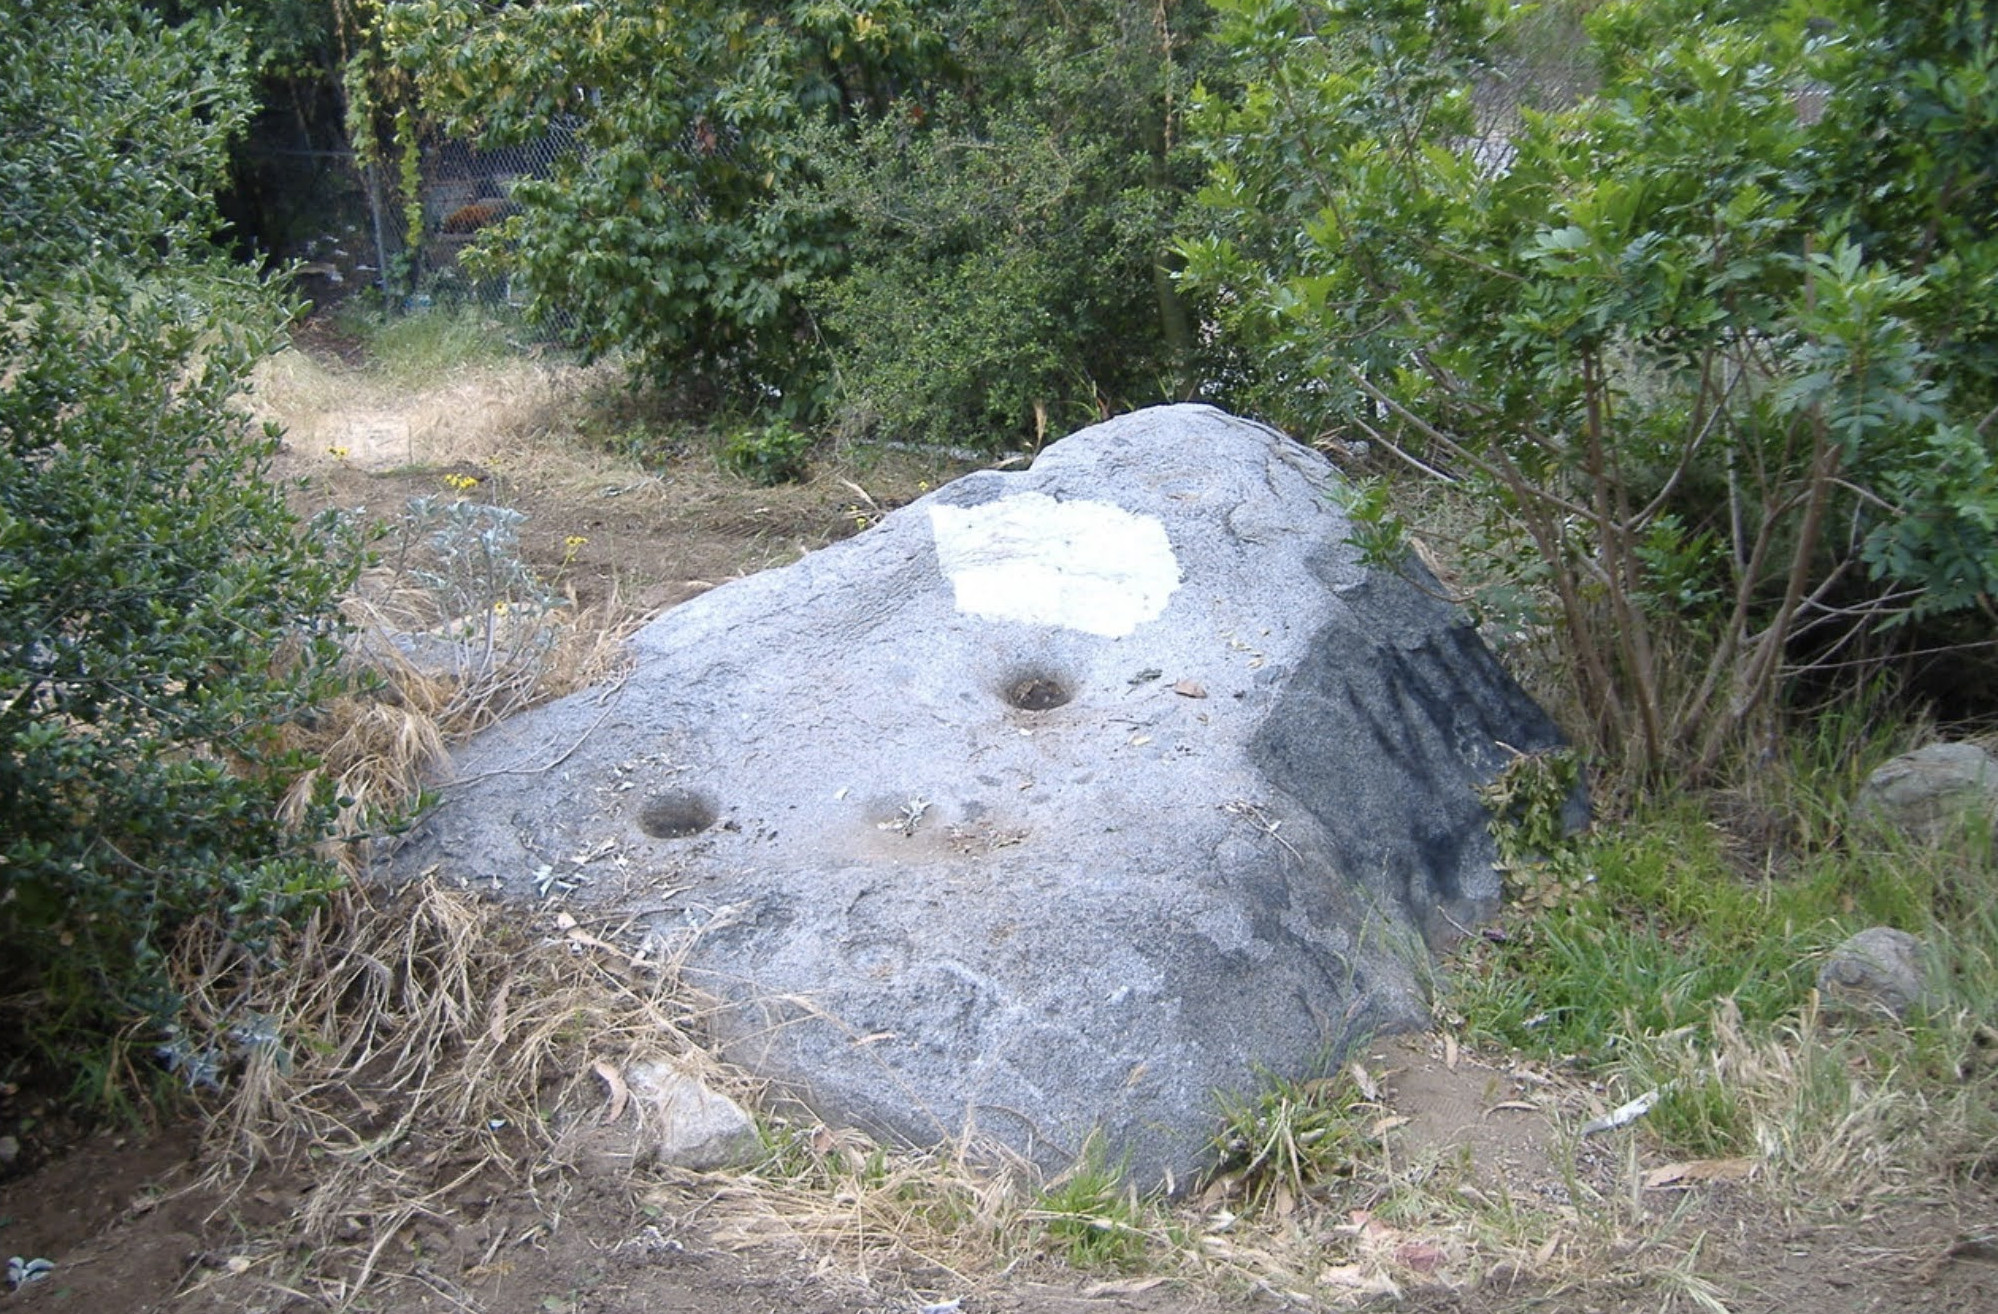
[559,1059,761,1176]
[1852,743,1998,847]
[1816,927,1935,1019]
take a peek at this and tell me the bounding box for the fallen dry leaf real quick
[1644,1158,1755,1189]
[1340,1210,1399,1246]
[1395,1240,1447,1273]
[1172,679,1208,698]
[1484,1100,1539,1116]
[592,1059,630,1124]
[486,974,513,1044]
[1318,1264,1401,1298]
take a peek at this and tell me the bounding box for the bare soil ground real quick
[3,325,1994,1313]
[4,1035,1992,1312]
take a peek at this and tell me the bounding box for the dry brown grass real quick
[171,878,741,1303]
[277,498,639,871]
[249,342,604,475]
[278,594,635,870]
[158,868,1779,1314]
[669,1048,1725,1310]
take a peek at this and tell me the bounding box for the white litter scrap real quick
[1580,1086,1665,1136]
[7,1257,54,1290]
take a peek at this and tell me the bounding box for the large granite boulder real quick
[394,404,1568,1186]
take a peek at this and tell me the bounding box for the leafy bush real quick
[806,107,1122,446]
[0,0,257,282]
[1183,0,1998,780]
[0,271,355,1087]
[720,422,816,485]
[0,0,355,1097]
[803,1,1213,447]
[381,0,1209,439]
[380,0,941,406]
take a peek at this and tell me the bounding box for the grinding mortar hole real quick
[637,790,717,839]
[1005,673,1073,712]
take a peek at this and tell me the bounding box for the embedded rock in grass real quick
[393,404,1570,1186]
[1817,927,1935,1020]
[627,1061,761,1172]
[1853,743,1998,847]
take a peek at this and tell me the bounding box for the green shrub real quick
[0,0,356,1099]
[0,0,256,283]
[0,271,356,1094]
[1183,0,1998,779]
[379,0,939,405]
[721,421,815,486]
[382,0,1210,435]
[804,73,1194,447]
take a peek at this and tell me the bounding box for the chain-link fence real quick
[409,121,580,334]
[235,109,579,337]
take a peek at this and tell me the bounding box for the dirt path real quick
[255,329,972,620]
[3,328,1994,1313]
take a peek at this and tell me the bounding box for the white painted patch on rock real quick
[929,493,1179,637]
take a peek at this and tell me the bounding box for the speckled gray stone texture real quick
[1854,742,1998,847]
[391,404,1567,1185]
[1817,926,1934,1019]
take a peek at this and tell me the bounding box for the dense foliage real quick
[0,0,351,1095]
[381,0,935,410]
[1182,0,1998,777]
[800,0,1210,444]
[380,0,1208,446]
[0,0,256,279]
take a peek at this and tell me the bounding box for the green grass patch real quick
[1203,1069,1372,1212]
[332,302,511,381]
[1456,783,1977,1060]
[1033,1141,1156,1270]
[1452,710,1998,1174]
[1458,808,1823,1058]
